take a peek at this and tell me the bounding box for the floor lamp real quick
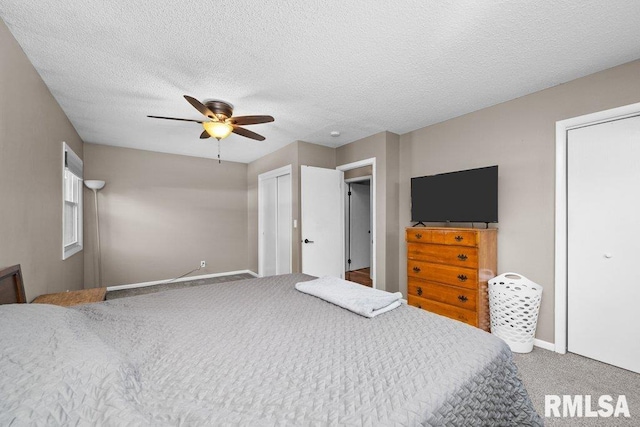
[85,180,105,287]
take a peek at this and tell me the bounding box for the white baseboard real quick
[533,338,555,351]
[106,270,258,292]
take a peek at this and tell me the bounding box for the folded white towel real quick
[295,276,403,318]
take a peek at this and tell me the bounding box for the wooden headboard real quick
[0,264,27,304]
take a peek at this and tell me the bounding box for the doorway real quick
[299,158,377,288]
[344,177,372,287]
[337,158,377,289]
[258,165,292,277]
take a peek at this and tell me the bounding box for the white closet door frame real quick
[258,164,292,277]
[555,102,640,354]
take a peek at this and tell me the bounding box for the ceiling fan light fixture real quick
[203,121,233,140]
[149,96,271,144]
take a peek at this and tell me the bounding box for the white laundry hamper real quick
[488,272,542,353]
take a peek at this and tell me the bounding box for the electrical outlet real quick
[200,260,206,268]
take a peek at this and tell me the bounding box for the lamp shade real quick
[203,121,233,139]
[85,180,106,190]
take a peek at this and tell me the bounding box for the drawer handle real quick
[457,274,468,282]
[415,233,422,239]
[455,235,464,242]
[417,287,423,296]
[458,295,468,303]
[413,266,421,273]
[417,304,422,309]
[457,254,468,261]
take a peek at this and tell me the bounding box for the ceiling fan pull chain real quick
[218,139,221,164]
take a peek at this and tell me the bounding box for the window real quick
[63,143,83,259]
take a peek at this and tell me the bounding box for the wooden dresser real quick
[406,227,497,331]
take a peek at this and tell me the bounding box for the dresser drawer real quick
[407,295,478,327]
[408,278,477,310]
[407,243,478,267]
[406,228,431,243]
[406,228,478,247]
[405,229,448,244]
[442,230,477,247]
[407,260,478,289]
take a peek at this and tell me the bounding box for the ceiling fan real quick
[148,95,274,161]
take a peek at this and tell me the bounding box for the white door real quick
[567,115,640,373]
[347,182,371,271]
[259,168,292,277]
[301,166,344,278]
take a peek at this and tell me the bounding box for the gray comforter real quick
[0,273,541,425]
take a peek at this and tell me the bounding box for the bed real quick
[0,271,541,425]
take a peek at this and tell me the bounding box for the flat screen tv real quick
[411,165,498,223]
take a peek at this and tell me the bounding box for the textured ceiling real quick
[2,1,640,163]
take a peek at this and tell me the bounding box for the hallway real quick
[345,268,372,287]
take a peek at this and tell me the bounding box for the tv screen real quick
[411,166,498,223]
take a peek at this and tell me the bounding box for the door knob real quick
[304,239,314,244]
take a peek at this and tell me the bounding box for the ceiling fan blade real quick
[184,95,215,119]
[200,130,210,139]
[147,115,203,123]
[232,126,266,141]
[231,115,275,126]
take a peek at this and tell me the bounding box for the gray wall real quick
[0,19,84,300]
[398,59,640,344]
[298,142,336,170]
[83,144,248,287]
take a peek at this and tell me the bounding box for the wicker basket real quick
[489,272,542,353]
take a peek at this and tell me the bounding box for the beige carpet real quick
[513,348,640,426]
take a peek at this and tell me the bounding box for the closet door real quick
[276,174,291,274]
[567,115,640,373]
[261,177,278,276]
[260,173,292,277]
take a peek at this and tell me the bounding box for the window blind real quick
[64,145,83,177]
